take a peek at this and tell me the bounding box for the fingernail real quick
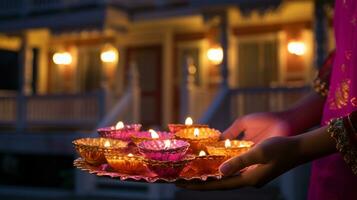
[219,162,232,175]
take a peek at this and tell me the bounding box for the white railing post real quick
[129,61,141,123]
[180,56,193,122]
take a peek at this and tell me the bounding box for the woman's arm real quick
[222,51,335,141]
[178,126,336,190]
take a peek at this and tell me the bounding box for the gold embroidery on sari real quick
[329,79,351,110]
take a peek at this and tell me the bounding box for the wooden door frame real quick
[125,45,162,126]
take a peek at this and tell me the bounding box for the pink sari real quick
[308,0,357,199]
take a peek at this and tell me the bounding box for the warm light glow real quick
[194,128,199,137]
[115,121,124,129]
[149,129,159,139]
[53,52,72,65]
[164,140,171,149]
[100,49,118,63]
[287,41,306,56]
[104,140,111,148]
[224,139,231,148]
[207,46,223,65]
[185,117,193,126]
[199,150,206,157]
[128,153,134,157]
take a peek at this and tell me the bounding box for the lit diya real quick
[97,121,142,141]
[144,155,195,178]
[175,127,220,153]
[138,139,190,161]
[105,153,148,175]
[73,138,129,165]
[206,139,254,159]
[131,129,174,146]
[182,150,226,176]
[168,117,208,133]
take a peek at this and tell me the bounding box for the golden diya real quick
[138,139,190,161]
[175,127,220,153]
[73,138,129,165]
[206,139,254,159]
[97,121,142,141]
[181,150,226,176]
[131,129,174,146]
[168,117,208,133]
[105,153,148,175]
[144,154,195,178]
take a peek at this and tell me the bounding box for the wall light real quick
[53,52,72,65]
[287,41,306,56]
[207,46,223,65]
[101,46,118,63]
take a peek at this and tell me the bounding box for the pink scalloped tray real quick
[74,158,223,183]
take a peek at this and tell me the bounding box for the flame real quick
[163,140,171,149]
[115,121,124,129]
[199,150,206,157]
[185,117,193,125]
[149,129,159,139]
[224,139,231,148]
[128,153,134,157]
[104,140,111,147]
[194,128,199,137]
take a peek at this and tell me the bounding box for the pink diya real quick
[131,129,174,145]
[145,155,195,178]
[138,139,190,161]
[168,117,208,133]
[105,153,148,175]
[175,127,220,153]
[97,121,142,141]
[73,138,129,165]
[182,150,225,176]
[206,139,254,159]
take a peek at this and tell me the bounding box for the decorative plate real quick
[74,158,223,183]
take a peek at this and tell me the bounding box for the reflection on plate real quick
[74,158,222,183]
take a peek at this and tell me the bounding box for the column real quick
[314,0,327,68]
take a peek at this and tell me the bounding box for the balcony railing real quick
[199,86,311,131]
[0,91,105,131]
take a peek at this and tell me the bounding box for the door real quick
[236,36,279,114]
[126,45,162,127]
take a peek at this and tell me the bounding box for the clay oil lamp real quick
[97,121,142,141]
[206,139,254,159]
[168,117,208,134]
[131,129,174,146]
[175,127,220,153]
[105,153,148,175]
[73,138,129,165]
[138,139,190,161]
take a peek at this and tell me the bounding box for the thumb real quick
[219,148,260,176]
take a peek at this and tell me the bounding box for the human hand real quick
[221,112,291,143]
[177,136,299,190]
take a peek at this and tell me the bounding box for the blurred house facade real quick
[0,0,334,199]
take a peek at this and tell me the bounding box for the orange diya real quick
[131,129,174,146]
[97,121,142,141]
[105,153,148,175]
[144,155,195,178]
[175,127,220,153]
[73,138,129,165]
[182,150,226,176]
[206,139,254,159]
[168,117,208,133]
